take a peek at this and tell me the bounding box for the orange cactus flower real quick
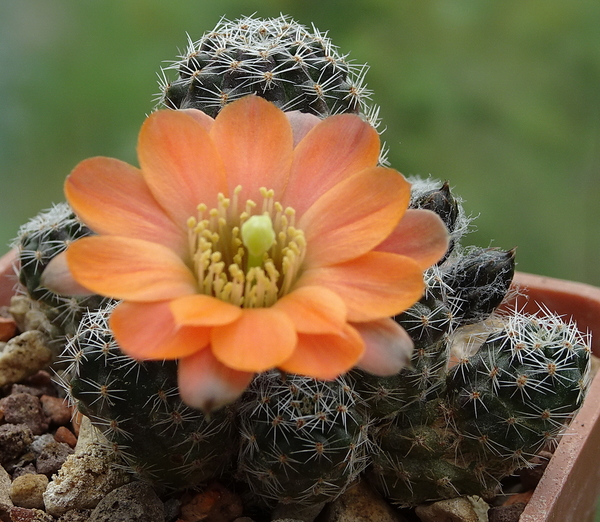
[43,96,449,411]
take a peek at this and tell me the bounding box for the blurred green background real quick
[1,0,599,284]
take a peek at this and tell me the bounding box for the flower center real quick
[187,186,306,308]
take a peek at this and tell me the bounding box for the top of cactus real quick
[156,14,380,127]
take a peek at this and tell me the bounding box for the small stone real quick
[40,396,72,426]
[57,509,93,522]
[8,506,53,522]
[9,474,48,510]
[0,465,14,522]
[163,498,182,522]
[0,317,17,343]
[31,434,74,476]
[7,297,54,339]
[488,503,527,522]
[73,416,106,453]
[502,491,533,506]
[415,496,488,522]
[23,372,56,396]
[0,424,34,464]
[0,394,49,436]
[88,482,164,522]
[180,482,243,522]
[54,427,77,449]
[10,386,45,398]
[0,331,52,388]
[42,443,130,517]
[321,481,407,522]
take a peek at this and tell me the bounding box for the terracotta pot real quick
[1,250,599,521]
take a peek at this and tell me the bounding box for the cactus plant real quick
[7,14,594,518]
[367,307,591,507]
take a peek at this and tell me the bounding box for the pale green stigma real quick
[241,214,276,264]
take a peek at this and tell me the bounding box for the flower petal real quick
[138,110,228,225]
[170,294,242,327]
[180,108,215,132]
[299,167,410,267]
[209,96,293,202]
[178,349,254,413]
[211,308,297,372]
[110,301,210,359]
[285,110,321,147]
[283,114,380,216]
[65,157,186,255]
[297,252,424,323]
[278,323,365,380]
[66,236,197,301]
[41,252,94,296]
[273,286,346,334]
[353,318,413,375]
[375,209,449,269]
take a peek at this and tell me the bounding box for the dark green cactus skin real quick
[353,295,451,418]
[447,311,590,466]
[367,309,591,507]
[158,15,375,121]
[411,182,459,234]
[64,303,237,489]
[369,399,491,506]
[14,202,106,340]
[237,371,371,506]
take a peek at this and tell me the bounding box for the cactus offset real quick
[237,371,371,506]
[12,202,107,343]
[59,301,237,489]
[367,308,591,506]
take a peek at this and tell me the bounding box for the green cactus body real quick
[13,202,106,341]
[61,302,237,489]
[353,296,451,419]
[237,371,371,506]
[369,404,488,507]
[368,308,591,507]
[447,309,591,467]
[157,15,377,123]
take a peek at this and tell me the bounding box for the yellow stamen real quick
[187,186,306,308]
